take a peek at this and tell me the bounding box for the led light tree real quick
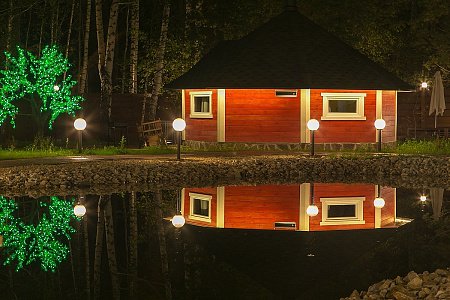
[0,196,79,272]
[0,45,84,136]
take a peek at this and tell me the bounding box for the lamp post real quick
[74,118,87,153]
[307,119,319,156]
[172,118,186,160]
[374,118,386,152]
[373,185,385,209]
[306,183,319,217]
[172,189,185,228]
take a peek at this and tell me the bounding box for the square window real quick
[190,91,213,118]
[189,193,212,222]
[320,197,365,225]
[321,93,366,120]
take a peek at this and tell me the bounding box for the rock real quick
[407,277,423,290]
[435,269,448,276]
[390,286,415,300]
[405,271,419,282]
[380,279,392,290]
[349,290,361,299]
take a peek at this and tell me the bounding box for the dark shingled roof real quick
[167,9,412,90]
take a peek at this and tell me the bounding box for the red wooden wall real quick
[184,89,217,142]
[310,90,377,143]
[225,89,301,143]
[183,184,396,231]
[382,91,396,143]
[223,185,300,230]
[184,89,397,144]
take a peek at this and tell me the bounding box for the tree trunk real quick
[93,196,105,300]
[83,213,91,300]
[103,196,120,300]
[95,0,108,119]
[129,0,139,94]
[155,191,172,300]
[64,0,76,80]
[121,7,130,94]
[79,0,92,95]
[129,191,138,299]
[104,0,120,121]
[148,0,171,120]
[6,0,13,53]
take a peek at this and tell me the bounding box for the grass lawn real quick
[0,139,448,160]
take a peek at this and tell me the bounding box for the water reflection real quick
[181,184,402,231]
[0,185,447,300]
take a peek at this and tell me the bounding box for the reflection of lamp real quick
[307,119,319,156]
[374,119,386,152]
[172,118,186,161]
[172,189,185,228]
[73,197,86,217]
[74,118,87,153]
[421,82,428,89]
[53,85,60,91]
[306,183,319,217]
[420,194,427,202]
[373,185,385,208]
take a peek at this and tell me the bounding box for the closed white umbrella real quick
[429,71,446,128]
[430,188,444,221]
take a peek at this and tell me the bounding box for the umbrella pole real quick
[435,114,437,129]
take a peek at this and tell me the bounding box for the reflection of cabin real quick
[181,184,397,231]
[167,6,411,147]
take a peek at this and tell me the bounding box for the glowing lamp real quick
[73,204,86,217]
[171,215,186,228]
[306,204,319,217]
[172,118,186,132]
[374,119,386,130]
[373,197,385,209]
[307,119,320,131]
[74,118,87,131]
[53,85,60,91]
[420,195,427,202]
[421,82,428,89]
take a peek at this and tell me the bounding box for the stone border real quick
[0,154,448,197]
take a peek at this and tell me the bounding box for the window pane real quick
[328,205,356,218]
[328,100,357,113]
[193,198,209,217]
[194,96,210,113]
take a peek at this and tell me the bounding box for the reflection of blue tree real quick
[0,196,79,272]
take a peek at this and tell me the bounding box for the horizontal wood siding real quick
[185,89,217,142]
[224,185,300,230]
[225,89,300,143]
[183,187,217,227]
[310,89,377,143]
[309,183,376,231]
[382,91,396,142]
[381,187,396,227]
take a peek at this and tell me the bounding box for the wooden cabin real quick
[181,183,398,231]
[167,6,411,148]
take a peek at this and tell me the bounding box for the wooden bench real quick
[138,120,167,146]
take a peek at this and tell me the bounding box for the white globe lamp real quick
[172,215,186,228]
[306,204,319,217]
[373,197,385,209]
[74,204,87,217]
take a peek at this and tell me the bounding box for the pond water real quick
[0,182,448,300]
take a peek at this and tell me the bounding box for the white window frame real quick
[189,192,212,223]
[321,93,366,120]
[275,90,297,97]
[320,197,365,225]
[190,91,213,118]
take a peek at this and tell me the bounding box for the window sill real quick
[190,114,213,119]
[321,116,367,121]
[188,215,212,223]
[320,220,366,226]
